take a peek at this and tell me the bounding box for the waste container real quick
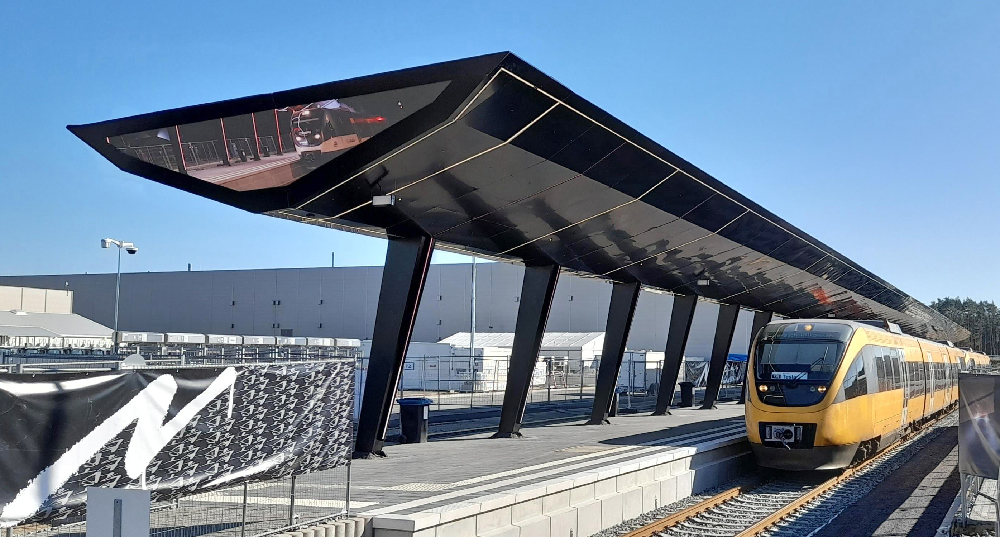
[397,397,433,444]
[679,382,694,407]
[608,392,620,417]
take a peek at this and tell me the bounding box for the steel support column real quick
[653,295,698,415]
[701,303,741,409]
[353,234,434,458]
[587,281,642,425]
[738,310,773,404]
[493,264,560,438]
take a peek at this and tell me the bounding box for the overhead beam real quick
[588,281,642,425]
[493,264,560,438]
[653,294,698,415]
[738,310,774,404]
[353,234,434,459]
[701,303,741,409]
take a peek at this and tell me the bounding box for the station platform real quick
[351,402,750,537]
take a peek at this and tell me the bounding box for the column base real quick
[490,431,523,439]
[585,418,612,425]
[351,450,387,460]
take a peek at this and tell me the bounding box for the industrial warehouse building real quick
[0,263,758,359]
[0,285,114,352]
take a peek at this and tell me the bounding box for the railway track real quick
[614,411,956,537]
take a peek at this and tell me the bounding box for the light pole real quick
[101,238,138,348]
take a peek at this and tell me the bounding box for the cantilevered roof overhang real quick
[69,52,968,341]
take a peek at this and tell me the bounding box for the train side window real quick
[844,352,867,400]
[874,347,886,392]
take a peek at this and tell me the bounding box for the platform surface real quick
[350,402,747,517]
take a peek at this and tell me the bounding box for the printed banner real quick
[0,361,354,527]
[958,373,1000,478]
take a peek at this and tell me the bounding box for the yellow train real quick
[745,319,989,470]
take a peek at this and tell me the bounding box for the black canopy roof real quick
[70,52,967,341]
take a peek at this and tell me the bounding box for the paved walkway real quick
[351,402,747,516]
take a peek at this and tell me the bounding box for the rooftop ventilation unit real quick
[856,319,904,335]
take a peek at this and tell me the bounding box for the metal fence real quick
[7,466,351,537]
[181,141,224,169]
[354,355,750,415]
[2,359,354,537]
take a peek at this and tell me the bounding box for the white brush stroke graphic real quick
[0,367,237,528]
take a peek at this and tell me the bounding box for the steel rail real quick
[620,408,953,537]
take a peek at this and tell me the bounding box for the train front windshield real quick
[756,340,844,381]
[753,323,854,406]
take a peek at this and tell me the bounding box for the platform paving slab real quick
[352,403,750,536]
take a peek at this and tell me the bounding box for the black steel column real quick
[738,310,773,404]
[653,295,698,415]
[493,265,560,438]
[588,282,642,425]
[701,304,741,409]
[353,234,434,459]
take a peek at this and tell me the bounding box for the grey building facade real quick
[0,263,758,358]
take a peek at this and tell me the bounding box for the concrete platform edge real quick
[367,432,751,537]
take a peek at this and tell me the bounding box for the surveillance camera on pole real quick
[100,238,139,350]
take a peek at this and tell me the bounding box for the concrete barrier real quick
[368,435,751,537]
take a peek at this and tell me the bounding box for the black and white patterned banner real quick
[0,361,354,527]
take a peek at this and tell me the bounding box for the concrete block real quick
[373,513,440,532]
[670,459,688,476]
[600,495,623,529]
[575,499,602,537]
[676,471,694,500]
[301,530,316,537]
[311,527,327,537]
[659,475,678,505]
[653,461,672,481]
[616,471,637,492]
[594,478,616,498]
[354,518,368,537]
[514,515,550,537]
[572,471,599,488]
[434,516,475,537]
[513,485,548,503]
[542,490,570,514]
[288,532,304,537]
[636,468,655,487]
[480,527,520,537]
[427,501,480,524]
[321,524,345,537]
[545,479,574,495]
[622,488,643,520]
[619,462,640,475]
[549,508,578,537]
[375,529,433,537]
[569,483,595,507]
[479,492,516,512]
[642,483,660,512]
[477,507,512,534]
[512,497,543,524]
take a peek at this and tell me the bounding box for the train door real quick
[896,348,908,428]
[925,351,935,412]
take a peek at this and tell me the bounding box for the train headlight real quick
[314,134,321,140]
[758,384,768,393]
[817,385,827,393]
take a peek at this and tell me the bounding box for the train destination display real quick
[107,81,450,191]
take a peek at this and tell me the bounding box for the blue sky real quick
[2,1,997,304]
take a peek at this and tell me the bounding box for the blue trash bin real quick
[397,397,434,444]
